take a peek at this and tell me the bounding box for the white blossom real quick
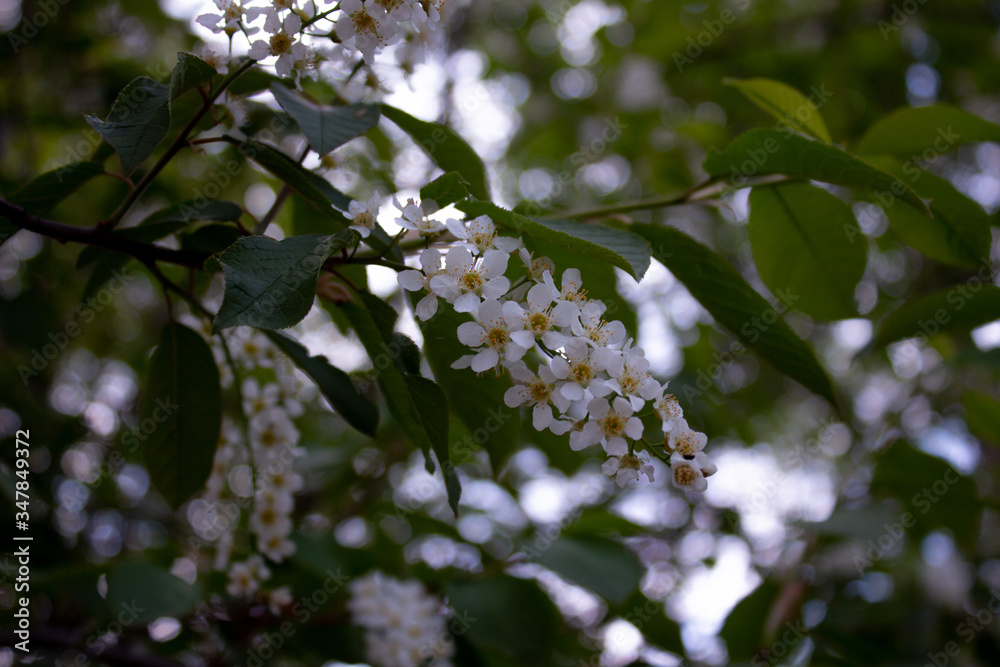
[602,450,655,487]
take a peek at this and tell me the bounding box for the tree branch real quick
[0,197,209,269]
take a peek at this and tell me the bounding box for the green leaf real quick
[213,232,355,332]
[86,77,172,176]
[240,139,353,217]
[865,157,992,269]
[4,162,107,214]
[106,561,201,624]
[445,576,558,663]
[341,292,455,490]
[703,129,930,215]
[533,536,642,604]
[170,52,216,100]
[418,307,521,474]
[140,323,222,509]
[855,104,1000,157]
[870,441,980,551]
[725,77,831,142]
[634,224,837,406]
[81,253,136,304]
[618,591,685,655]
[720,581,779,660]
[271,84,380,156]
[264,331,379,437]
[749,183,866,320]
[420,172,472,208]
[380,103,489,201]
[178,223,243,254]
[141,199,244,227]
[963,392,1000,446]
[405,374,461,516]
[873,285,1000,347]
[457,201,651,279]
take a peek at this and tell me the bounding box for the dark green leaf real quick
[5,162,107,214]
[86,77,172,176]
[265,331,379,437]
[618,591,685,655]
[240,139,353,216]
[457,201,651,279]
[533,536,642,604]
[140,323,222,509]
[213,232,355,332]
[405,374,461,515]
[963,392,1000,446]
[380,103,489,200]
[106,561,201,624]
[725,77,831,142]
[341,292,453,481]
[720,581,780,660]
[749,183,866,320]
[271,84,380,156]
[420,171,472,208]
[445,576,558,663]
[865,157,992,269]
[392,332,422,375]
[873,285,1000,347]
[170,52,216,100]
[634,224,837,406]
[81,253,136,303]
[856,104,1000,157]
[141,199,244,227]
[179,223,243,254]
[703,129,930,215]
[418,307,521,474]
[870,441,980,551]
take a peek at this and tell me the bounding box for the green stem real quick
[544,176,720,221]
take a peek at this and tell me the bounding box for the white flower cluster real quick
[348,571,453,667]
[196,0,444,81]
[389,208,718,491]
[225,554,293,613]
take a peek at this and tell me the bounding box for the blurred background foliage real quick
[2,0,1000,666]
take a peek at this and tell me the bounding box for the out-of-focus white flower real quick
[394,197,445,237]
[349,191,382,238]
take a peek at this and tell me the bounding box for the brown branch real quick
[0,197,209,269]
